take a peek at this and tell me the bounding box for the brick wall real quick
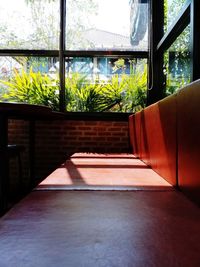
[8,118,130,187]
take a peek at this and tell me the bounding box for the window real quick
[0,0,60,50]
[164,25,191,95]
[0,57,59,110]
[149,0,193,104]
[0,0,149,112]
[64,57,147,112]
[65,0,149,51]
[64,0,149,112]
[164,0,187,32]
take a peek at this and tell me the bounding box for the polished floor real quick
[1,191,200,267]
[1,154,200,267]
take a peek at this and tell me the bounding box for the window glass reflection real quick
[164,0,186,32]
[164,25,190,95]
[65,0,149,51]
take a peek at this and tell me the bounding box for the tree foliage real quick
[164,0,186,31]
[0,0,98,49]
[25,0,98,49]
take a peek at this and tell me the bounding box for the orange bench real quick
[129,80,200,204]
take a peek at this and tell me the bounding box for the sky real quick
[94,0,130,36]
[0,0,31,37]
[0,0,130,37]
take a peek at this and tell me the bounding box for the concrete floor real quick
[1,153,200,267]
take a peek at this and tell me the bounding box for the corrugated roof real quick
[83,28,132,48]
[70,28,148,50]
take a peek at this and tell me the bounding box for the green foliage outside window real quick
[164,0,186,31]
[0,67,147,113]
[163,25,190,96]
[163,1,190,95]
[0,69,59,110]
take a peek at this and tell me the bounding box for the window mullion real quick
[59,0,66,112]
[191,0,200,81]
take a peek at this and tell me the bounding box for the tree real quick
[25,0,59,49]
[0,0,98,50]
[65,0,98,49]
[25,0,98,49]
[164,0,186,31]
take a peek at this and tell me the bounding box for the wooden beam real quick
[148,0,164,105]
[190,0,200,81]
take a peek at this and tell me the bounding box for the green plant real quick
[0,64,147,113]
[98,67,147,113]
[122,66,147,112]
[0,68,59,110]
[64,68,147,113]
[65,73,105,112]
[98,74,127,112]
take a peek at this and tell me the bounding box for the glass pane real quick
[0,0,59,50]
[163,25,191,95]
[65,0,149,51]
[65,57,147,112]
[0,57,59,110]
[164,0,186,31]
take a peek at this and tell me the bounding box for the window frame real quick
[149,0,200,104]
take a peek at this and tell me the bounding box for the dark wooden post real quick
[148,0,164,105]
[29,120,35,188]
[0,116,8,214]
[191,0,200,81]
[59,0,66,112]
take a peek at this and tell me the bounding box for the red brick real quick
[78,126,93,130]
[62,136,78,141]
[98,132,111,136]
[83,121,97,126]
[97,121,112,126]
[78,137,91,141]
[83,132,97,136]
[66,131,83,136]
[113,122,128,126]
[108,127,122,131]
[93,127,107,131]
[107,137,121,142]
[84,142,98,146]
[92,137,106,141]
[111,132,123,136]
